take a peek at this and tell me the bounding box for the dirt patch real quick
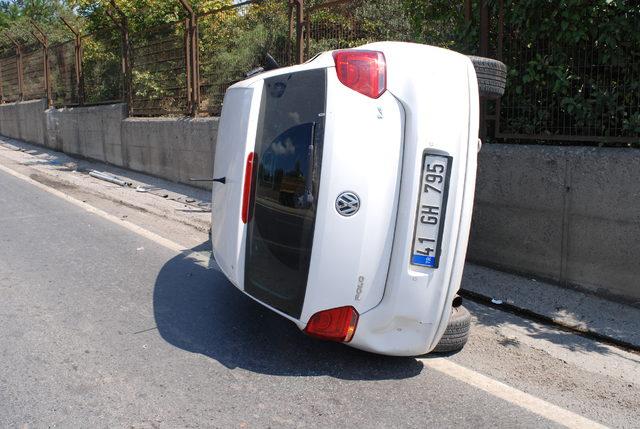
[29,173,78,191]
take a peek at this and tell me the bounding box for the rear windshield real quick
[244,69,326,319]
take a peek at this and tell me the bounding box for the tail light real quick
[241,152,255,224]
[304,306,359,343]
[333,50,386,99]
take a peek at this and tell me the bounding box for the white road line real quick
[0,163,212,269]
[1,161,607,428]
[419,357,608,429]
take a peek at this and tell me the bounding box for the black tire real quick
[468,56,507,99]
[432,305,471,353]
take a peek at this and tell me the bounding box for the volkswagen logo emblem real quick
[336,191,360,217]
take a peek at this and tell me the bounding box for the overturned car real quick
[210,42,506,356]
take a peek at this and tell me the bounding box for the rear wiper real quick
[263,53,280,71]
[245,53,281,78]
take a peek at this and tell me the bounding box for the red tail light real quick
[241,152,255,224]
[304,306,359,343]
[333,50,386,98]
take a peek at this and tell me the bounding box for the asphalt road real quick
[0,165,637,428]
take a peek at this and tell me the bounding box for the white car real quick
[210,42,506,356]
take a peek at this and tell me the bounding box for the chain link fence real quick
[495,14,639,143]
[82,30,123,105]
[130,20,189,116]
[305,0,412,58]
[21,45,46,100]
[198,0,293,115]
[0,0,637,144]
[0,54,20,103]
[49,40,79,106]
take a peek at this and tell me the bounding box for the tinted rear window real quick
[244,69,326,319]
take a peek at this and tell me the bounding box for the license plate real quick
[410,153,452,268]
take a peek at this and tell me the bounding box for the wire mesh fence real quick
[22,45,46,100]
[0,0,636,145]
[49,40,79,106]
[305,0,412,58]
[0,55,20,103]
[306,3,364,57]
[82,30,123,105]
[130,20,188,116]
[198,0,292,115]
[496,19,639,143]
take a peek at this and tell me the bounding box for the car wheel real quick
[468,56,507,99]
[433,305,471,353]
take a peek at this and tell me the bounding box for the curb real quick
[459,288,640,354]
[0,145,211,235]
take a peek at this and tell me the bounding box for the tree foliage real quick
[68,0,230,33]
[499,0,640,139]
[0,0,637,140]
[405,0,639,142]
[0,0,77,49]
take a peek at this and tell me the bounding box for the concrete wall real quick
[0,100,217,190]
[469,144,640,302]
[2,101,636,300]
[122,117,217,187]
[0,99,47,146]
[46,104,127,161]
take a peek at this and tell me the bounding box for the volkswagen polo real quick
[210,41,505,356]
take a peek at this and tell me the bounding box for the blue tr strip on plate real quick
[412,254,436,267]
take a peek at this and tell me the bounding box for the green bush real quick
[405,0,640,144]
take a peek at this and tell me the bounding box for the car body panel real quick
[210,84,262,290]
[301,71,404,323]
[347,42,479,355]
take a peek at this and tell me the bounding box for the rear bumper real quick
[347,149,477,355]
[348,145,476,356]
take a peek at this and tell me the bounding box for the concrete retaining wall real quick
[0,99,47,146]
[46,104,127,161]
[469,144,640,302]
[1,101,636,300]
[0,100,217,190]
[122,117,217,187]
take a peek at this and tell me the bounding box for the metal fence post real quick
[192,15,200,115]
[106,2,132,114]
[123,21,132,112]
[294,0,304,64]
[178,0,199,116]
[0,60,4,103]
[305,11,310,59]
[493,0,504,138]
[31,21,52,108]
[5,34,24,101]
[479,0,490,139]
[287,0,294,65]
[183,17,192,112]
[479,0,489,57]
[60,17,85,106]
[464,0,472,22]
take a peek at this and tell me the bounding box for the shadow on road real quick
[153,242,423,381]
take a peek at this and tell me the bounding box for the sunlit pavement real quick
[0,162,638,428]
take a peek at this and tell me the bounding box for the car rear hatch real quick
[245,63,405,322]
[299,63,404,324]
[213,56,404,325]
[346,42,479,355]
